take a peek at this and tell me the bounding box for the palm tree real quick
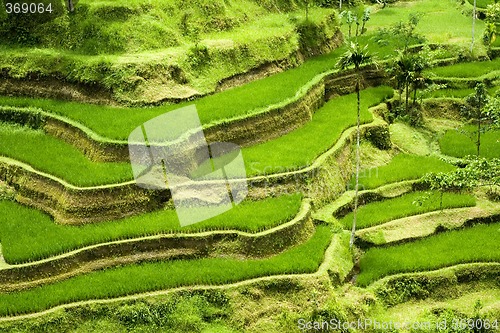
[484,22,497,54]
[390,50,414,114]
[337,42,372,249]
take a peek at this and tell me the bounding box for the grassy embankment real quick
[0,0,339,102]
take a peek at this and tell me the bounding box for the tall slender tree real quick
[337,42,372,249]
[466,83,490,156]
[471,0,477,52]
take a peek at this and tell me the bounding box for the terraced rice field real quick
[439,125,500,158]
[0,226,332,316]
[0,194,302,263]
[339,191,476,229]
[357,222,500,286]
[349,154,456,190]
[0,0,499,330]
[428,58,500,78]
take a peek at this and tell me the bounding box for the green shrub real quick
[0,0,66,45]
[296,13,337,56]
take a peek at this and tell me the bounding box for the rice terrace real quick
[0,0,499,332]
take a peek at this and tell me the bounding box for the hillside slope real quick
[0,0,341,104]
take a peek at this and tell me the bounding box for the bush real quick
[187,44,210,68]
[297,19,329,56]
[486,3,500,23]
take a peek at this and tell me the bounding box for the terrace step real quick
[0,66,386,163]
[0,157,168,224]
[0,101,391,223]
[313,180,416,224]
[356,198,500,246]
[0,203,313,292]
[370,263,500,306]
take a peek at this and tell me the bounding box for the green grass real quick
[0,123,132,186]
[349,154,456,190]
[357,222,500,286]
[0,225,332,316]
[340,191,476,229]
[0,194,302,264]
[439,125,500,159]
[467,0,494,8]
[366,0,486,45]
[427,58,500,78]
[244,86,394,175]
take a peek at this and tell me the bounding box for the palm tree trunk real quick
[471,0,476,52]
[440,191,443,211]
[67,0,75,12]
[413,83,418,105]
[405,82,409,113]
[477,105,481,156]
[350,72,361,249]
